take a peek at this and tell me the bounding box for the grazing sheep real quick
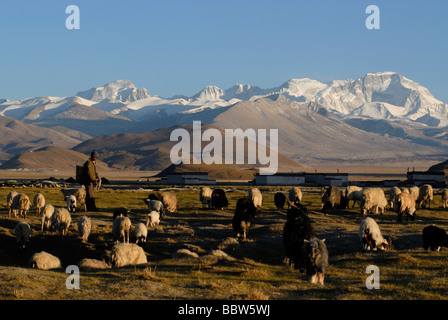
[283,205,315,271]
[394,192,417,222]
[304,238,328,285]
[133,222,148,244]
[33,193,45,217]
[11,193,30,219]
[401,187,410,194]
[51,208,72,236]
[61,187,87,212]
[422,225,448,251]
[232,197,259,241]
[199,187,213,209]
[359,217,389,252]
[152,191,178,213]
[417,184,433,209]
[78,258,110,271]
[211,189,229,210]
[113,207,130,220]
[7,190,19,217]
[409,186,420,201]
[146,211,160,228]
[66,195,77,214]
[274,192,286,210]
[112,216,131,243]
[321,186,348,214]
[15,221,31,251]
[441,189,448,209]
[144,199,166,217]
[110,243,147,267]
[288,187,303,207]
[344,186,363,208]
[360,188,388,218]
[77,216,92,242]
[30,251,62,270]
[388,187,401,210]
[248,188,263,210]
[40,204,55,232]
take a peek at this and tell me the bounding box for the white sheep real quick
[248,188,263,209]
[30,251,62,270]
[110,243,147,267]
[442,189,448,209]
[66,195,77,214]
[7,190,18,217]
[417,184,433,209]
[133,222,148,244]
[360,188,388,218]
[145,199,166,217]
[15,221,31,251]
[77,258,110,271]
[394,192,417,222]
[77,216,92,242]
[33,193,45,217]
[359,217,389,252]
[112,216,131,243]
[199,187,213,209]
[344,186,363,208]
[288,187,302,206]
[51,208,72,236]
[61,186,87,212]
[40,204,55,232]
[146,211,160,228]
[11,193,30,219]
[409,186,420,201]
[388,187,401,210]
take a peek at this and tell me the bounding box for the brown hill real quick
[428,159,448,173]
[156,163,258,180]
[0,146,111,172]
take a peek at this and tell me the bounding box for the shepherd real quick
[82,150,100,212]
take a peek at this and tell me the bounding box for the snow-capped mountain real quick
[76,79,151,103]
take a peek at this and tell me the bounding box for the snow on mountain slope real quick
[76,79,151,103]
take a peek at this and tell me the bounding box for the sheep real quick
[30,251,62,270]
[33,193,45,217]
[321,186,348,214]
[199,187,213,209]
[401,187,410,194]
[133,222,148,244]
[146,211,160,228]
[422,225,448,251]
[40,204,55,232]
[283,204,315,271]
[409,186,420,201]
[51,208,72,236]
[359,217,389,252]
[388,187,401,210]
[113,207,130,220]
[14,221,31,251]
[441,189,448,209]
[110,243,147,268]
[7,190,18,217]
[394,192,417,222]
[288,187,303,207]
[274,192,286,210]
[211,188,229,210]
[144,199,166,217]
[151,191,178,213]
[248,188,263,210]
[78,258,111,271]
[232,197,259,241]
[304,238,328,285]
[11,193,30,219]
[66,195,77,214]
[416,184,433,209]
[344,186,363,208]
[360,188,388,218]
[61,186,87,212]
[77,216,92,242]
[112,216,131,243]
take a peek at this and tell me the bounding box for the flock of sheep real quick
[4,182,448,288]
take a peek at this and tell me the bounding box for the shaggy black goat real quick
[274,192,286,210]
[305,238,329,285]
[211,188,229,210]
[423,225,448,251]
[321,186,348,214]
[232,197,258,241]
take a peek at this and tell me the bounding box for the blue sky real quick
[0,0,447,102]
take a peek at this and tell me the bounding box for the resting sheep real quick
[442,189,448,209]
[304,238,328,285]
[422,225,448,251]
[51,208,72,236]
[77,216,92,242]
[40,204,55,232]
[211,189,228,210]
[360,188,388,218]
[133,222,148,244]
[15,221,31,251]
[388,187,401,210]
[30,251,62,270]
[33,193,45,217]
[7,190,18,217]
[344,186,363,208]
[288,187,303,207]
[61,187,87,212]
[146,211,160,228]
[417,184,433,209]
[248,188,263,210]
[11,193,30,219]
[199,187,213,209]
[232,197,259,241]
[359,217,389,252]
[110,243,147,267]
[274,192,286,210]
[78,258,111,271]
[66,195,77,214]
[112,216,131,243]
[394,192,417,222]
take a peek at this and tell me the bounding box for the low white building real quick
[255,173,305,186]
[165,172,216,185]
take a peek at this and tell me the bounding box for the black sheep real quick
[232,197,258,241]
[423,225,448,251]
[274,192,286,210]
[211,189,229,210]
[321,186,348,214]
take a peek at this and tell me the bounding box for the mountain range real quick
[0,72,447,172]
